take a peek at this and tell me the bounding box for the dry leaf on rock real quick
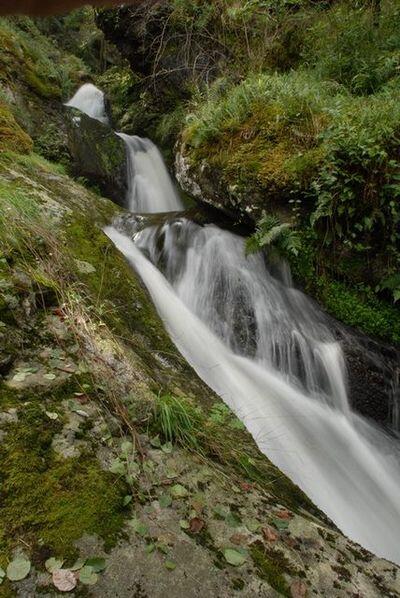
[52,569,77,592]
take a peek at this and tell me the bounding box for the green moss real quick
[0,403,126,561]
[23,68,61,99]
[0,102,33,154]
[319,279,400,343]
[250,542,292,596]
[65,215,178,361]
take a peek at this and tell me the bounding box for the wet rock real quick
[66,108,127,206]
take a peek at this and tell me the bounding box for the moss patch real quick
[0,102,33,154]
[0,402,126,562]
[250,541,293,596]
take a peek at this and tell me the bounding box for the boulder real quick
[66,107,127,207]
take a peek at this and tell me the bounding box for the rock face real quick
[176,149,264,222]
[341,332,400,425]
[66,108,128,207]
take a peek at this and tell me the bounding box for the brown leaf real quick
[230,533,248,545]
[262,526,278,542]
[189,517,205,534]
[275,509,293,520]
[290,579,308,598]
[53,308,65,320]
[240,482,253,492]
[52,569,77,592]
[191,499,205,514]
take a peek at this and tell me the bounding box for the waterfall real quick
[117,133,183,213]
[65,83,109,125]
[133,218,349,412]
[67,85,400,563]
[106,226,400,564]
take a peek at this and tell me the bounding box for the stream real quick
[68,84,400,565]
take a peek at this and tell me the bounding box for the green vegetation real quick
[151,393,314,513]
[0,403,125,560]
[160,1,400,342]
[250,542,292,597]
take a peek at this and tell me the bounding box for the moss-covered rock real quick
[66,109,127,206]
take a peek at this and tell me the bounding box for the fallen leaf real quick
[109,459,126,475]
[74,409,89,418]
[45,557,64,573]
[123,495,133,507]
[272,518,289,531]
[45,411,59,420]
[130,518,149,537]
[79,566,98,586]
[145,543,155,554]
[275,509,293,520]
[290,579,308,598]
[246,520,260,533]
[171,484,189,499]
[240,482,253,492]
[52,569,76,592]
[85,557,106,573]
[12,372,26,383]
[223,548,247,567]
[189,517,205,534]
[262,526,279,543]
[70,558,86,571]
[6,557,31,581]
[159,494,172,508]
[44,373,57,381]
[226,512,241,528]
[230,533,248,545]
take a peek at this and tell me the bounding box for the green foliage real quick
[303,2,400,94]
[0,17,84,100]
[153,393,203,450]
[0,102,33,154]
[319,279,400,343]
[246,213,301,258]
[0,403,126,559]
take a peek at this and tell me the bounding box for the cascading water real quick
[117,133,183,213]
[65,83,109,125]
[68,85,400,564]
[133,219,349,413]
[107,225,400,564]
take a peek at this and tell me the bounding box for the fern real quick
[246,212,301,257]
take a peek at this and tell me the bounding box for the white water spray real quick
[117,133,183,213]
[65,83,109,125]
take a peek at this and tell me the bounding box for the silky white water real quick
[134,219,349,413]
[117,133,183,213]
[67,83,400,563]
[106,226,400,564]
[65,83,109,125]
